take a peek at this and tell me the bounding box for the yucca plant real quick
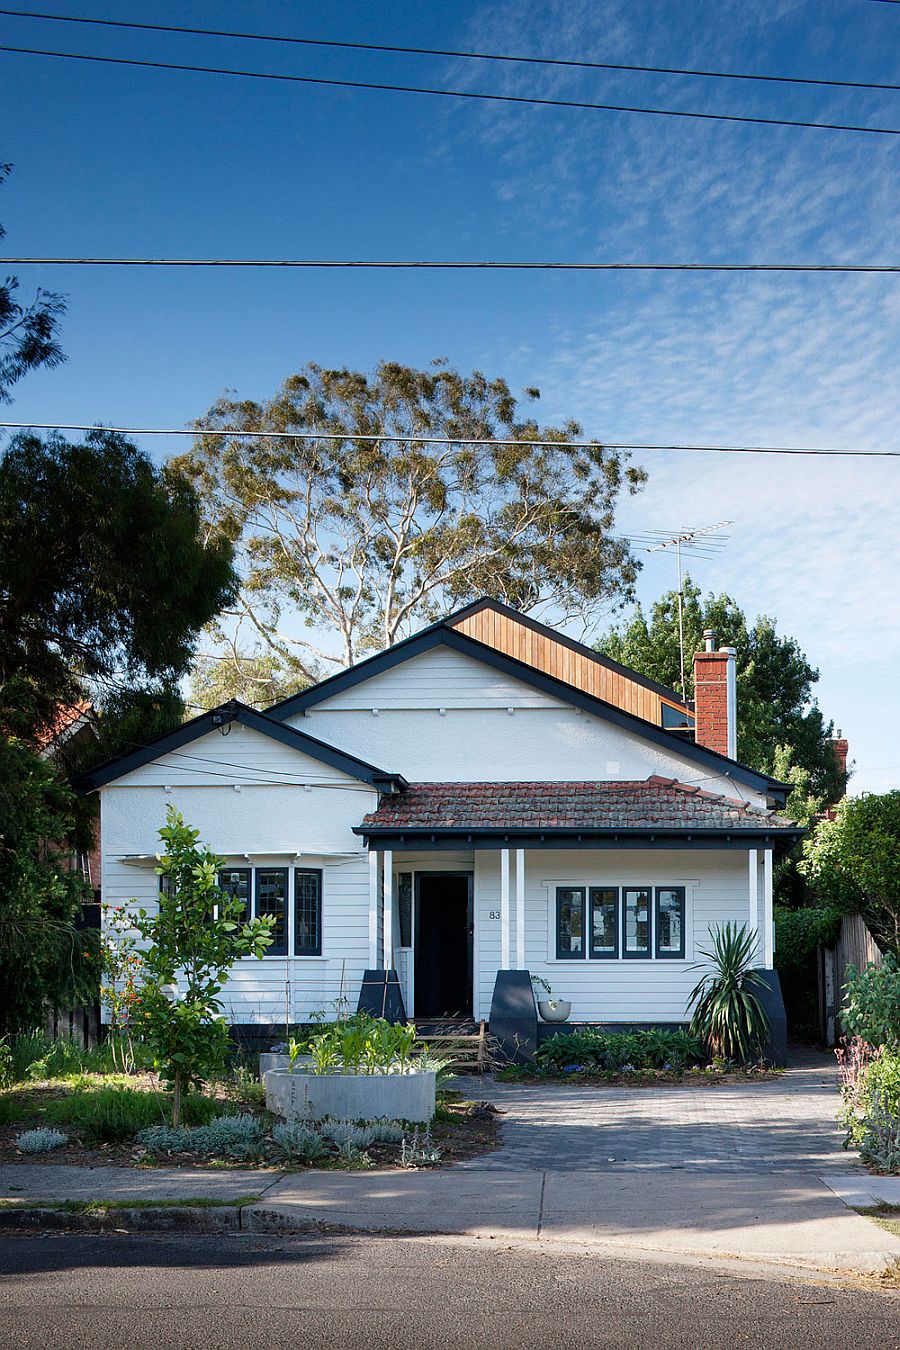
[687,923,771,1063]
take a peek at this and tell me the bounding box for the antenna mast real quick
[645,521,732,697]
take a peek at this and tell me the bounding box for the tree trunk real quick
[173,1067,183,1126]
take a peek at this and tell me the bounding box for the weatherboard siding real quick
[291,646,762,803]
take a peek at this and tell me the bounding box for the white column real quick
[748,847,759,965]
[368,850,379,968]
[382,849,394,972]
[500,847,511,969]
[516,848,526,968]
[763,848,774,968]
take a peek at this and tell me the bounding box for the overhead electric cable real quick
[1,422,897,457]
[2,257,899,273]
[1,7,899,94]
[1,44,898,136]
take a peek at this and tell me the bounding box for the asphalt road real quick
[0,1231,897,1350]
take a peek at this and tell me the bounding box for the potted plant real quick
[531,974,572,1024]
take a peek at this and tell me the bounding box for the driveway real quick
[454,1048,851,1173]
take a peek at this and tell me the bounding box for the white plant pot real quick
[538,999,572,1024]
[266,1069,436,1124]
[258,1052,314,1080]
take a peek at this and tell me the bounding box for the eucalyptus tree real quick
[177,359,647,677]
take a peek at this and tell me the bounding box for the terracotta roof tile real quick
[359,780,798,834]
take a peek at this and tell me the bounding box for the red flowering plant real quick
[99,903,144,1073]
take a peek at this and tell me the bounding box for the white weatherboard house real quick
[83,599,801,1059]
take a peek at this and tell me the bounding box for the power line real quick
[1,43,898,137]
[2,421,897,457]
[3,258,900,273]
[2,7,899,95]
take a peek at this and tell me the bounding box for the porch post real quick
[368,849,380,968]
[500,847,511,968]
[763,847,774,967]
[748,847,759,964]
[382,849,394,971]
[516,848,526,967]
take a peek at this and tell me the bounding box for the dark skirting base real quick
[755,968,788,1067]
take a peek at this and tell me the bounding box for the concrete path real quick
[2,1051,899,1274]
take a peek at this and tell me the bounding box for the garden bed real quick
[0,1075,499,1170]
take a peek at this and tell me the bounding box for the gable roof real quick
[266,599,787,803]
[355,777,803,850]
[77,700,407,794]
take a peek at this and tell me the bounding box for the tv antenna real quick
[643,521,733,697]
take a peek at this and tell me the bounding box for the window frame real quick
[654,885,686,960]
[396,872,413,949]
[254,866,289,957]
[293,867,322,957]
[555,885,587,960]
[588,885,620,960]
[621,885,653,960]
[216,866,251,924]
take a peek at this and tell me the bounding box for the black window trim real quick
[622,885,653,960]
[216,866,251,924]
[293,867,323,957]
[588,885,620,960]
[555,885,586,960]
[254,866,289,957]
[654,884,686,960]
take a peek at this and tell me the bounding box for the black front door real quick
[415,872,473,1018]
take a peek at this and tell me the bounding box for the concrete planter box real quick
[258,1052,314,1079]
[266,1069,436,1124]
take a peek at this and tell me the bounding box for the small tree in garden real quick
[800,791,900,955]
[134,807,274,1123]
[99,904,144,1072]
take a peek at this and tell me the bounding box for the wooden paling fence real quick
[819,913,883,1046]
[415,1019,494,1073]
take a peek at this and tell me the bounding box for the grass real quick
[856,1204,900,1240]
[0,1195,262,1212]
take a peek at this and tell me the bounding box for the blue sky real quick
[2,0,899,791]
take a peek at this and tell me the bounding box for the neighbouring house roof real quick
[36,700,95,753]
[265,597,786,804]
[76,700,407,794]
[354,776,803,851]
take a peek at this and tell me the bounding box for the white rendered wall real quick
[290,646,765,805]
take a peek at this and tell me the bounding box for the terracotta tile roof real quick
[359,776,799,834]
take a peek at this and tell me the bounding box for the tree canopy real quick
[800,792,900,955]
[188,645,310,711]
[597,577,842,807]
[176,359,647,677]
[0,429,238,740]
[0,164,66,403]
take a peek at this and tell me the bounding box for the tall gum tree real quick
[176,360,647,676]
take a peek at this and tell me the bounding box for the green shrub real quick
[44,1086,168,1142]
[837,1042,900,1154]
[16,1127,69,1153]
[842,955,900,1048]
[534,1027,705,1073]
[0,1037,12,1088]
[305,1014,419,1076]
[688,922,771,1063]
[137,1114,265,1159]
[271,1122,330,1164]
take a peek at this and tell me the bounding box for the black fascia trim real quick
[353,825,805,850]
[77,700,404,792]
[449,596,688,707]
[440,628,782,796]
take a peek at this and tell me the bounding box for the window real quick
[255,868,288,955]
[397,873,413,948]
[655,886,685,959]
[556,886,585,958]
[217,868,251,923]
[623,887,652,958]
[294,869,322,956]
[589,887,619,959]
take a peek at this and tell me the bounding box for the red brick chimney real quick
[830,729,849,786]
[693,630,737,759]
